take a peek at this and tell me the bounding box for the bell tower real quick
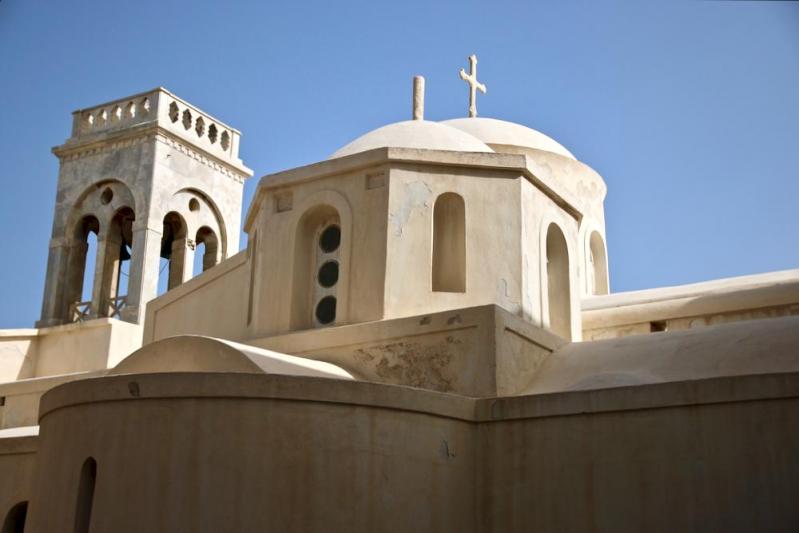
[37,88,252,327]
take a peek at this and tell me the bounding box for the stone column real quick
[120,225,162,324]
[97,232,124,317]
[62,240,89,321]
[168,237,193,290]
[36,239,70,327]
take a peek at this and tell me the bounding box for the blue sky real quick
[0,0,797,328]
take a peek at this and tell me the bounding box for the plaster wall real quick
[0,320,140,429]
[28,375,477,533]
[583,269,799,340]
[249,167,389,336]
[384,165,523,320]
[0,333,36,382]
[22,371,799,533]
[144,251,250,342]
[0,320,141,382]
[252,305,563,397]
[0,432,37,526]
[481,385,799,532]
[520,178,582,340]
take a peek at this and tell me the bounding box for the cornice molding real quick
[52,125,252,183]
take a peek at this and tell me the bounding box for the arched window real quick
[545,223,571,339]
[291,206,341,330]
[588,231,608,295]
[65,215,100,322]
[74,457,97,533]
[158,212,188,295]
[432,193,466,293]
[193,226,219,276]
[98,207,134,318]
[2,501,27,533]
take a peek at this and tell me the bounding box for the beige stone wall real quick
[252,304,563,397]
[238,148,599,342]
[18,371,799,532]
[0,320,140,429]
[0,432,37,526]
[583,269,799,340]
[144,251,250,343]
[248,166,390,336]
[481,379,799,532]
[0,332,36,382]
[384,165,523,321]
[28,375,477,533]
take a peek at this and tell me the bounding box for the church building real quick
[1,58,798,532]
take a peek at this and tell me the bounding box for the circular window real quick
[319,225,341,253]
[188,198,200,212]
[317,260,339,288]
[100,187,113,205]
[315,296,337,325]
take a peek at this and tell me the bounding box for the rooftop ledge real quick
[52,87,252,177]
[245,146,591,231]
[582,268,799,328]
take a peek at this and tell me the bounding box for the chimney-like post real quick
[412,76,425,120]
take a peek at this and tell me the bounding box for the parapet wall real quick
[582,269,799,340]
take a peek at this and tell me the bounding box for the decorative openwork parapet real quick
[64,87,244,167]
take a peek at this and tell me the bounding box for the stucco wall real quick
[144,250,250,343]
[249,166,389,337]
[583,269,799,340]
[385,165,523,320]
[20,371,799,533]
[0,431,37,528]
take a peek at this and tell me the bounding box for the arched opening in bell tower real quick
[158,212,188,295]
[65,215,100,322]
[545,223,571,339]
[98,207,134,318]
[193,226,219,276]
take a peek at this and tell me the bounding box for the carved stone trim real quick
[154,133,247,184]
[53,127,250,184]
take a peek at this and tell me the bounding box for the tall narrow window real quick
[2,501,27,533]
[588,231,608,295]
[74,457,96,533]
[432,193,466,292]
[545,223,572,339]
[291,206,341,330]
[158,212,188,295]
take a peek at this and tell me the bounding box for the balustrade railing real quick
[108,295,128,319]
[69,295,128,323]
[69,301,92,323]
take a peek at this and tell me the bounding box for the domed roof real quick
[441,117,576,160]
[330,120,494,159]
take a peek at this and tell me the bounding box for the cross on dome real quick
[459,54,487,118]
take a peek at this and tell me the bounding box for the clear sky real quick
[0,0,797,328]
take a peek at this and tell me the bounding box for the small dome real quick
[330,120,494,159]
[441,117,576,160]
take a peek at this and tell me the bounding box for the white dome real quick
[441,117,576,160]
[330,120,494,159]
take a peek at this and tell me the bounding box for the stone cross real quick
[413,76,425,120]
[459,54,486,118]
